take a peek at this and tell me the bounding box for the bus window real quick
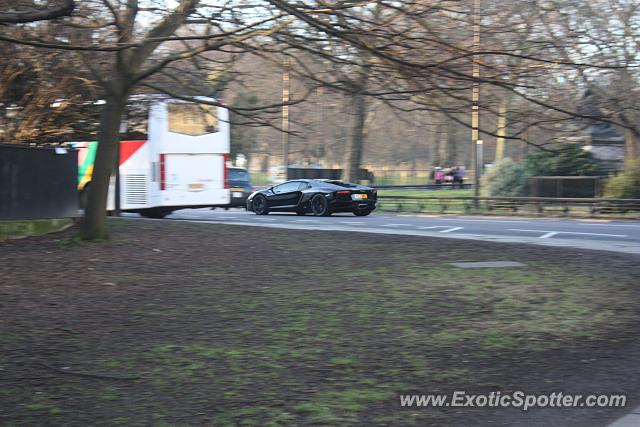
[167,103,218,136]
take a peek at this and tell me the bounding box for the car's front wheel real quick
[311,195,332,216]
[353,209,372,217]
[252,195,269,215]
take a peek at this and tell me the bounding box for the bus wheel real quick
[140,208,172,219]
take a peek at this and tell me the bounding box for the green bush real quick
[524,144,602,177]
[604,161,640,199]
[480,158,527,197]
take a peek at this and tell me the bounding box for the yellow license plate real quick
[188,183,204,191]
[352,194,367,199]
[231,187,244,192]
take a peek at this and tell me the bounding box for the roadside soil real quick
[1,218,640,426]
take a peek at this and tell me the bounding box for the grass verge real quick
[1,219,639,426]
[0,218,73,240]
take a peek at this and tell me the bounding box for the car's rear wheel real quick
[311,195,332,216]
[353,209,372,216]
[252,195,269,215]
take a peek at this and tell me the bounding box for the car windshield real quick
[229,169,249,181]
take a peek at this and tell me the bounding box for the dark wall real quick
[528,177,602,198]
[288,168,373,182]
[0,144,78,220]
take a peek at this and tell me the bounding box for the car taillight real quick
[336,190,350,195]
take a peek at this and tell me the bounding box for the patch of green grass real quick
[98,386,122,402]
[292,402,342,424]
[25,396,64,416]
[329,356,359,366]
[293,387,395,424]
[108,417,131,426]
[0,218,72,240]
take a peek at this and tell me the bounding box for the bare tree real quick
[1,0,294,239]
[2,0,637,238]
[0,0,74,24]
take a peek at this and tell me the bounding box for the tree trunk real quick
[432,123,442,166]
[625,129,640,165]
[345,88,367,183]
[495,96,510,162]
[80,95,126,240]
[438,124,448,166]
[446,120,457,166]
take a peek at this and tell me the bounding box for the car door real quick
[269,181,303,209]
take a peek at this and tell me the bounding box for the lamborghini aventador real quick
[247,179,377,216]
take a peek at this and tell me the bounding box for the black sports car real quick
[247,179,377,216]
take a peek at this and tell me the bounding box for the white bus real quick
[73,96,230,218]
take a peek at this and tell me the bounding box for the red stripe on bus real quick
[223,153,229,189]
[160,153,166,191]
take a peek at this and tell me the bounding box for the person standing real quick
[453,167,465,188]
[434,168,444,185]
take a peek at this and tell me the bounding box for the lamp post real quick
[471,0,482,204]
[282,58,290,180]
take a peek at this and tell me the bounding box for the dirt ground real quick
[2,218,640,426]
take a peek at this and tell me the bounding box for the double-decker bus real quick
[73,96,230,218]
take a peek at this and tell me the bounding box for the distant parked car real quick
[227,167,253,208]
[247,179,377,216]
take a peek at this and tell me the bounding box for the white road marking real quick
[339,221,364,225]
[509,229,627,238]
[253,217,276,221]
[382,223,412,227]
[218,216,237,219]
[578,223,640,228]
[295,219,318,222]
[444,219,531,223]
[440,227,464,233]
[418,226,453,230]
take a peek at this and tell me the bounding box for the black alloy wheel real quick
[311,195,332,216]
[252,195,269,215]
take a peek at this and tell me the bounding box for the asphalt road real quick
[150,208,640,254]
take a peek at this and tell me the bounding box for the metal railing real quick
[376,195,640,219]
[374,183,472,190]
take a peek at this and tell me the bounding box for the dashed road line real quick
[439,227,464,233]
[382,223,412,227]
[339,221,365,225]
[509,229,627,238]
[444,219,531,223]
[540,232,558,239]
[578,223,640,228]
